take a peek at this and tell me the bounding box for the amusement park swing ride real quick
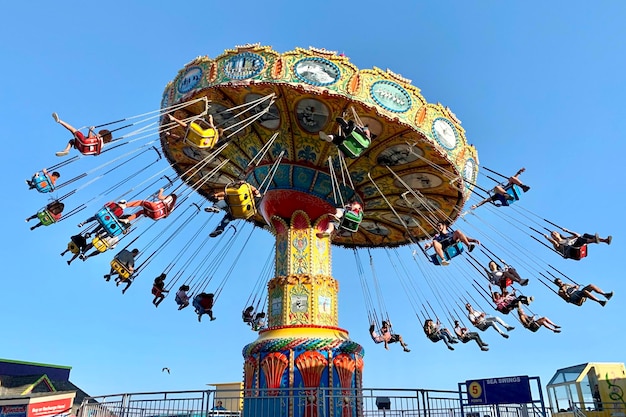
[25,45,615,410]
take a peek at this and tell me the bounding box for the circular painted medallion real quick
[396,195,442,212]
[396,172,443,189]
[377,143,421,166]
[245,93,281,130]
[381,212,421,227]
[294,57,340,86]
[432,118,458,150]
[463,158,477,189]
[360,221,391,236]
[177,66,203,94]
[295,99,330,133]
[370,81,412,113]
[223,52,265,80]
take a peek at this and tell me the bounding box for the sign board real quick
[1,405,27,417]
[466,376,532,405]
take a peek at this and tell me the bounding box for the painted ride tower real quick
[160,45,478,417]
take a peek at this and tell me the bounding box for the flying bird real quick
[162,367,170,374]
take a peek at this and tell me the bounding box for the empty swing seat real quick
[430,242,465,266]
[32,172,55,193]
[96,206,126,237]
[340,209,363,233]
[225,183,257,220]
[338,131,370,159]
[185,120,218,149]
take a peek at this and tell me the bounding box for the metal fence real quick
[79,387,470,417]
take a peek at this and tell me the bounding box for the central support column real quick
[242,194,364,417]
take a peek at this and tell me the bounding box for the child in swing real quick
[52,112,112,157]
[26,169,60,192]
[316,201,363,238]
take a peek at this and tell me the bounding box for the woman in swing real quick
[175,284,191,310]
[369,320,411,352]
[490,284,533,314]
[52,112,113,157]
[423,318,459,351]
[485,260,528,290]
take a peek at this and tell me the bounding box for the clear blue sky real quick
[2,0,624,398]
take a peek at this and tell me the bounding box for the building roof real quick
[0,359,90,405]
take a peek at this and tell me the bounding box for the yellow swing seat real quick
[110,258,132,279]
[225,182,257,220]
[184,120,218,149]
[92,236,110,253]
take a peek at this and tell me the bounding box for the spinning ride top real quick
[160,44,478,416]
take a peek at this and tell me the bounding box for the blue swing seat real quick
[430,242,465,266]
[493,184,522,207]
[96,206,126,237]
[32,172,56,193]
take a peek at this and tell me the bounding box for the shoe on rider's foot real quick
[52,112,60,123]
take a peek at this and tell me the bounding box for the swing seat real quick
[96,206,125,237]
[184,120,218,149]
[32,172,55,193]
[75,134,104,156]
[493,184,522,207]
[339,209,363,233]
[67,240,80,255]
[338,131,370,159]
[225,183,257,220]
[92,236,109,253]
[565,244,587,260]
[36,209,56,226]
[430,242,465,266]
[110,258,132,279]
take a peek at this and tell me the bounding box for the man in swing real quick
[104,248,140,294]
[544,229,612,258]
[553,278,613,307]
[471,167,530,209]
[52,112,112,157]
[424,220,480,266]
